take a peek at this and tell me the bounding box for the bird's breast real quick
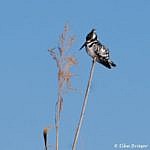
[85,46,96,58]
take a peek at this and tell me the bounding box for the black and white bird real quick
[80,29,116,69]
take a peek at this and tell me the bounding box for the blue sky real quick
[0,0,150,149]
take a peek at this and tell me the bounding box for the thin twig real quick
[55,97,59,150]
[55,96,60,150]
[55,95,63,150]
[72,57,97,150]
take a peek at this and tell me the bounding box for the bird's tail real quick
[98,59,116,69]
[109,60,116,67]
[102,60,116,69]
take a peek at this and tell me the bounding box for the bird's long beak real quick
[79,42,86,50]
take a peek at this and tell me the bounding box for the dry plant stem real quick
[72,57,96,150]
[55,103,59,150]
[55,95,62,150]
[55,100,59,150]
[49,25,76,150]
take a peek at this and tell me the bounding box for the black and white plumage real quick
[80,29,116,69]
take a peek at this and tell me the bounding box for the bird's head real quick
[79,29,97,50]
[86,28,97,41]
